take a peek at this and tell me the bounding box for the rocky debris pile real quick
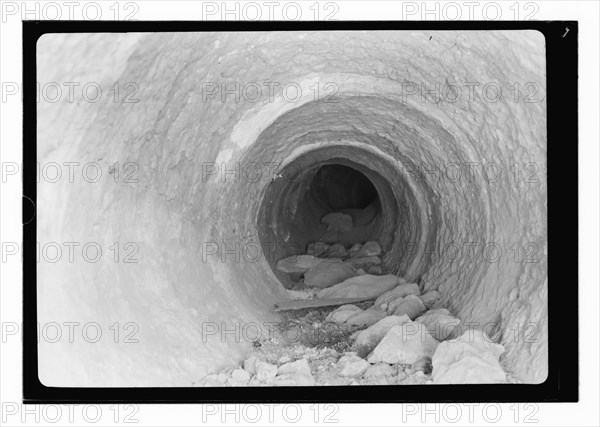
[276,212,387,290]
[431,329,507,384]
[195,212,510,387]
[316,274,399,299]
[194,275,510,386]
[319,212,353,243]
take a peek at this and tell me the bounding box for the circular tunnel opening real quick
[255,145,428,290]
[312,164,379,211]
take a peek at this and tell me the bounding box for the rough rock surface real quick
[320,213,353,243]
[255,361,278,382]
[420,290,441,309]
[367,323,439,364]
[230,368,251,385]
[373,283,420,311]
[325,243,348,259]
[307,242,330,257]
[321,213,354,231]
[415,309,461,341]
[346,309,386,327]
[353,315,411,356]
[432,330,506,384]
[352,241,382,258]
[194,300,514,387]
[391,294,427,319]
[366,265,383,275]
[276,255,322,274]
[242,355,261,375]
[344,256,382,270]
[412,356,433,375]
[274,358,316,386]
[325,304,364,324]
[336,353,371,377]
[316,274,400,299]
[304,259,357,288]
[363,363,396,379]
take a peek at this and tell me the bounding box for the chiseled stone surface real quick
[37,31,547,385]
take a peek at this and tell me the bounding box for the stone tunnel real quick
[36,30,547,386]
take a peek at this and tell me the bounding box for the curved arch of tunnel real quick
[256,145,428,289]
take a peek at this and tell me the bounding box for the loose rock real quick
[415,310,461,341]
[217,372,230,384]
[321,213,354,231]
[255,361,278,382]
[432,329,506,384]
[391,294,427,319]
[367,265,383,275]
[353,315,411,356]
[304,259,357,288]
[367,322,439,364]
[278,355,292,364]
[336,353,371,377]
[243,355,261,375]
[274,358,316,386]
[420,290,441,309]
[307,242,330,257]
[325,304,364,323]
[348,243,362,257]
[345,256,381,269]
[316,274,399,299]
[276,255,322,274]
[411,356,433,375]
[353,241,382,258]
[230,368,251,385]
[346,309,386,328]
[373,283,420,311]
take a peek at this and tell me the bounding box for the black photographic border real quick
[22,20,577,403]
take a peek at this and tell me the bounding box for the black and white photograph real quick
[1,0,598,425]
[34,27,552,389]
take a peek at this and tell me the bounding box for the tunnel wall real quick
[37,31,547,386]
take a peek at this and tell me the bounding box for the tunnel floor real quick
[195,207,517,386]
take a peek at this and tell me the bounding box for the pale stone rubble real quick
[195,213,511,386]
